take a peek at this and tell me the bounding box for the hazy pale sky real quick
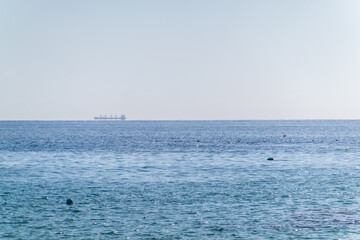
[1,0,360,120]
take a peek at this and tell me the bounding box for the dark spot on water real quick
[267,157,274,161]
[210,226,224,232]
[101,231,118,235]
[66,198,73,205]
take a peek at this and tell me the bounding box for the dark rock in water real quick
[267,157,274,161]
[66,198,73,205]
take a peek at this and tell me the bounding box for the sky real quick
[1,0,360,120]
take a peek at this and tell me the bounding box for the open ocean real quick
[2,120,360,239]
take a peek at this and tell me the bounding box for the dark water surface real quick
[1,120,360,239]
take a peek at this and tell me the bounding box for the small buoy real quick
[66,198,73,205]
[267,157,274,161]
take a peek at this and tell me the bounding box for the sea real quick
[1,120,360,239]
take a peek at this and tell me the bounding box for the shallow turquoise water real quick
[1,120,360,239]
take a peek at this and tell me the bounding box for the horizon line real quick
[1,118,360,121]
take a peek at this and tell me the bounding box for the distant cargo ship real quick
[94,114,126,120]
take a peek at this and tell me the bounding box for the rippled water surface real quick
[2,120,360,239]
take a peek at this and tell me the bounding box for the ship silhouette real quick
[94,114,126,120]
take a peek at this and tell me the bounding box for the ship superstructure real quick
[94,114,126,120]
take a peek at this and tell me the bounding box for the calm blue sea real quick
[2,120,360,239]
